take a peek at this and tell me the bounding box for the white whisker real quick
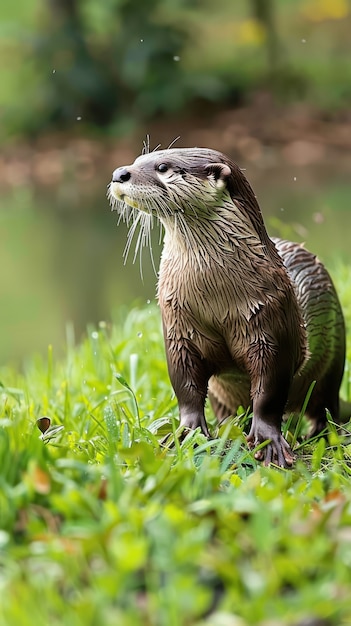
[167,136,180,150]
[142,135,150,155]
[124,212,142,263]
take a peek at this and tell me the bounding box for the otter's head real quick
[108,147,268,263]
[108,148,234,219]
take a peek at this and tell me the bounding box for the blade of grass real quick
[115,372,141,428]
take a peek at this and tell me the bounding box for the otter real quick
[108,147,347,467]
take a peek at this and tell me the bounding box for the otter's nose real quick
[112,167,131,183]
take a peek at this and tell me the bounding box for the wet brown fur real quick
[109,147,346,467]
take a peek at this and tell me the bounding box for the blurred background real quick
[0,0,351,365]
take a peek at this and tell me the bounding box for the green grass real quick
[1,296,351,626]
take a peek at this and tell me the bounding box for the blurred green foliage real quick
[1,0,351,141]
[32,0,194,130]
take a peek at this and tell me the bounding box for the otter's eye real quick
[157,163,169,173]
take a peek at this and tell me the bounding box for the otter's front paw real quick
[247,420,295,468]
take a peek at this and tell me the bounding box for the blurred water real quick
[0,158,350,365]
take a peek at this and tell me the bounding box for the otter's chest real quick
[158,249,269,332]
[158,254,265,373]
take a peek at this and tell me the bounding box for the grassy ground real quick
[1,291,351,626]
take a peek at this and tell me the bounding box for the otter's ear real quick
[205,163,231,190]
